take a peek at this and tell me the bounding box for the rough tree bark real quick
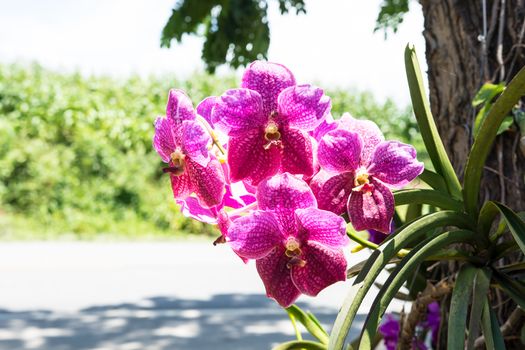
[419,0,525,348]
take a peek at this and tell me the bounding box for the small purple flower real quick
[211,61,331,186]
[368,222,395,244]
[424,301,441,346]
[153,89,225,208]
[227,173,349,307]
[379,315,400,350]
[312,115,424,233]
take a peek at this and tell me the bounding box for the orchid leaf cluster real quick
[154,45,525,350]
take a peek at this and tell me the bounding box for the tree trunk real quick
[419,0,525,348]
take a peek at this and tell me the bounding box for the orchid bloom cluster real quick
[153,61,424,307]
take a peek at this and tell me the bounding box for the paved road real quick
[0,242,404,349]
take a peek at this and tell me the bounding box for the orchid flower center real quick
[285,237,306,268]
[353,169,374,194]
[263,120,282,150]
[164,148,186,176]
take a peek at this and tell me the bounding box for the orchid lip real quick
[284,237,305,268]
[352,169,374,193]
[263,120,282,150]
[167,149,186,176]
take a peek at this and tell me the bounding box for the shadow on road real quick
[0,293,366,350]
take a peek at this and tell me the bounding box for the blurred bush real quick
[0,63,426,239]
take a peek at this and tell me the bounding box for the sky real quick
[0,0,427,105]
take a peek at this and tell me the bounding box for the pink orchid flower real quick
[211,61,331,185]
[311,114,424,233]
[227,173,349,307]
[153,89,225,208]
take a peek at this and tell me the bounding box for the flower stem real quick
[286,309,303,341]
[197,115,226,155]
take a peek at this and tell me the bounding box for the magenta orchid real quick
[153,89,225,208]
[312,114,424,233]
[227,173,349,307]
[211,61,331,185]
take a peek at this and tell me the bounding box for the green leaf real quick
[496,115,514,135]
[481,299,507,350]
[448,264,477,350]
[286,305,329,344]
[472,83,506,107]
[272,340,327,350]
[357,230,477,349]
[492,271,525,310]
[417,169,448,192]
[467,268,492,350]
[482,202,525,255]
[404,44,462,199]
[393,188,463,211]
[328,211,474,350]
[463,64,525,218]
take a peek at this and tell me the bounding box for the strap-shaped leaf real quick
[393,188,463,211]
[448,264,477,350]
[463,65,525,218]
[492,271,525,310]
[272,340,327,350]
[479,201,525,254]
[467,268,493,350]
[286,305,329,344]
[356,230,476,349]
[328,211,474,350]
[418,168,448,192]
[480,299,507,350]
[405,44,462,199]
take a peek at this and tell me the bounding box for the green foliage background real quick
[0,63,426,239]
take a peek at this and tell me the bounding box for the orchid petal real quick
[166,89,196,125]
[153,116,176,163]
[227,129,281,185]
[339,113,384,165]
[310,114,337,141]
[256,173,317,212]
[196,96,218,126]
[348,179,394,233]
[295,207,349,248]
[228,211,283,259]
[170,171,192,200]
[181,120,211,167]
[318,129,363,173]
[176,197,218,224]
[212,88,267,136]
[310,170,354,215]
[186,157,225,208]
[367,141,424,188]
[241,61,296,116]
[291,241,347,296]
[280,128,315,178]
[277,84,331,131]
[256,246,301,307]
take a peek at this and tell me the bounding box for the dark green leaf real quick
[272,340,327,350]
[463,65,525,218]
[357,230,477,349]
[405,44,462,199]
[481,299,507,350]
[449,264,477,350]
[417,168,448,192]
[393,188,463,211]
[467,268,492,350]
[286,305,329,344]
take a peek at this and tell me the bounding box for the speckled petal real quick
[181,120,211,167]
[153,116,176,163]
[212,88,267,136]
[227,129,281,185]
[295,207,349,248]
[176,197,218,224]
[280,128,315,178]
[256,246,301,307]
[166,89,196,125]
[241,61,296,116]
[318,129,362,173]
[291,241,347,296]
[310,114,337,141]
[367,141,424,188]
[348,179,394,233]
[228,211,283,259]
[196,96,218,126]
[186,157,225,208]
[170,171,192,199]
[309,170,354,215]
[339,113,385,166]
[256,173,317,212]
[277,84,331,131]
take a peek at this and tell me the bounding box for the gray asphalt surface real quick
[0,242,403,349]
